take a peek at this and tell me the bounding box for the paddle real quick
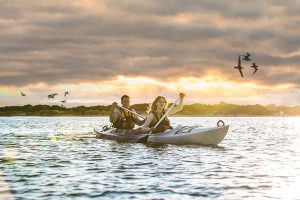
[137,97,181,143]
[118,106,146,120]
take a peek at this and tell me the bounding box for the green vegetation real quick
[0,104,111,116]
[0,103,299,116]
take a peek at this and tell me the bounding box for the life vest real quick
[113,108,136,129]
[149,110,172,133]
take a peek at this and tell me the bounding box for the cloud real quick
[0,0,300,106]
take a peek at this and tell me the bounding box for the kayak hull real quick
[149,125,229,145]
[95,125,229,145]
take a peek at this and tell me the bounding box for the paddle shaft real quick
[118,106,146,120]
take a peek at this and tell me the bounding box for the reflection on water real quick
[0,117,300,199]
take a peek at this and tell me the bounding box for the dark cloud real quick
[0,0,300,88]
[107,0,263,18]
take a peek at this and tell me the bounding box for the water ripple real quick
[1,116,300,199]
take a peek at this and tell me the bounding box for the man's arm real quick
[109,109,118,123]
[131,109,146,126]
[109,102,120,123]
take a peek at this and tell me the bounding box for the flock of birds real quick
[234,52,259,77]
[20,91,70,104]
[19,53,259,100]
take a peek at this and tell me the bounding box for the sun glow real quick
[0,75,297,106]
[116,75,164,86]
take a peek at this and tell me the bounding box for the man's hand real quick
[111,102,118,110]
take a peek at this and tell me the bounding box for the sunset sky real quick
[1,0,300,107]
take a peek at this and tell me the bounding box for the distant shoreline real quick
[1,103,299,116]
[0,114,297,117]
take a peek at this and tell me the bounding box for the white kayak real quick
[94,124,229,145]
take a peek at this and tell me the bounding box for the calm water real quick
[1,117,300,200]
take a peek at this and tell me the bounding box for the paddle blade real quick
[137,135,149,143]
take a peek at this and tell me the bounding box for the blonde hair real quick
[148,96,168,113]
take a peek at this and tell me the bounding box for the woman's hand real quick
[179,93,185,99]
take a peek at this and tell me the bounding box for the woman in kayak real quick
[142,93,185,133]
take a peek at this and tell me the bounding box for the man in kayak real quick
[141,93,185,133]
[110,95,145,131]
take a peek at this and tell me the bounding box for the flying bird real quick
[64,91,69,97]
[234,55,244,78]
[48,93,58,99]
[250,63,259,74]
[242,52,251,61]
[61,100,66,103]
[21,91,26,96]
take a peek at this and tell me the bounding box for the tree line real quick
[0,103,299,116]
